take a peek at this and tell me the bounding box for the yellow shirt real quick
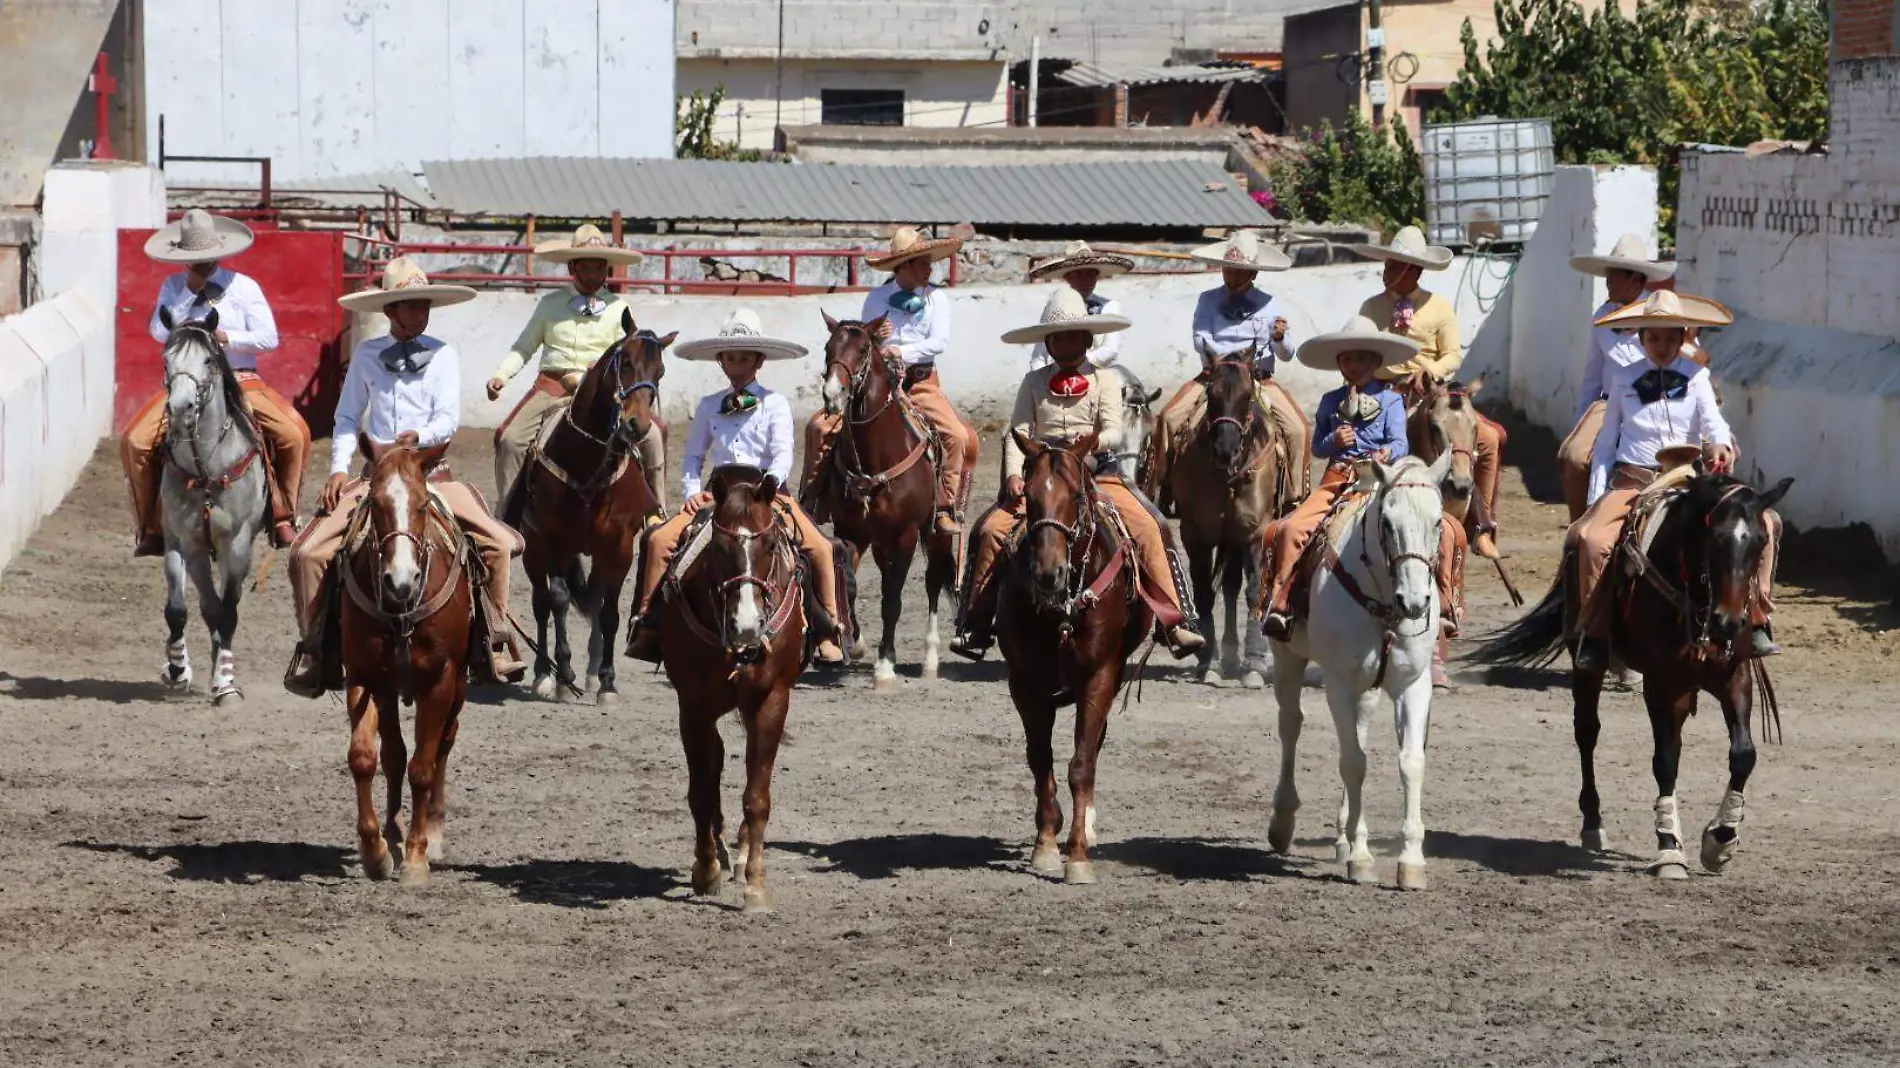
[1003,361,1124,476]
[1359,288,1461,381]
[493,288,635,382]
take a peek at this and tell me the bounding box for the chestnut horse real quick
[658,465,806,912]
[508,309,672,702]
[1407,373,1523,607]
[812,312,958,689]
[1469,472,1793,879]
[340,443,472,884]
[997,431,1151,885]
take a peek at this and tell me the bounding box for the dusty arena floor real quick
[3,428,1898,1066]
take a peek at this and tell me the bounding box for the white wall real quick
[0,289,114,571]
[675,57,1009,150]
[39,163,168,323]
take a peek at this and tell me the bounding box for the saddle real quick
[1279,485,1375,624]
[803,361,946,523]
[641,505,848,663]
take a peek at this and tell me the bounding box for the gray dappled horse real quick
[1107,365,1162,483]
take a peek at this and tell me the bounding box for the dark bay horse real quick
[812,312,958,689]
[340,443,473,884]
[997,431,1151,885]
[1469,473,1793,879]
[508,309,672,702]
[658,465,806,912]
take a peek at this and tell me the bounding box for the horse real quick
[1266,454,1453,889]
[339,443,474,884]
[1170,354,1287,687]
[813,311,959,689]
[154,308,268,706]
[996,431,1150,885]
[1468,472,1793,879]
[1407,373,1523,608]
[1107,365,1162,483]
[508,309,672,702]
[658,465,806,912]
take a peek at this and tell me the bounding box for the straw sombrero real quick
[338,256,478,313]
[866,226,962,271]
[1000,287,1132,345]
[535,224,645,266]
[1350,225,1454,271]
[1569,233,1675,282]
[674,309,808,362]
[1295,314,1422,370]
[1592,290,1734,331]
[144,209,255,264]
[1027,241,1135,281]
[1189,229,1291,272]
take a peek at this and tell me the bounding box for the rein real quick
[162,334,260,561]
[1203,359,1274,485]
[1321,477,1441,687]
[827,328,930,502]
[533,341,659,506]
[342,490,467,699]
[1620,482,1764,660]
[1019,455,1129,643]
[676,513,804,665]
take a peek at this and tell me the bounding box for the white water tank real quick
[1420,117,1554,248]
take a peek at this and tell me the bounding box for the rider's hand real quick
[213,329,230,344]
[683,491,714,516]
[394,430,420,447]
[1004,474,1026,502]
[1270,317,1288,343]
[485,376,506,401]
[319,473,349,513]
[878,344,902,362]
[1373,448,1392,463]
[1704,443,1736,473]
[1332,425,1357,451]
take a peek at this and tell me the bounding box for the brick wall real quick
[1833,0,1897,60]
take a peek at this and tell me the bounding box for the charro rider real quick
[485,225,664,507]
[285,257,527,696]
[949,288,1205,660]
[800,226,980,535]
[1145,229,1311,516]
[121,209,309,553]
[1025,241,1134,370]
[625,310,847,665]
[1353,225,1508,558]
[1566,289,1780,671]
[1259,315,1466,642]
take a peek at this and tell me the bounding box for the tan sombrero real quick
[1189,229,1291,272]
[1000,287,1132,345]
[866,226,962,271]
[674,308,808,362]
[338,256,478,312]
[1593,289,1734,331]
[1295,314,1422,370]
[1350,225,1454,271]
[1028,240,1135,281]
[535,224,645,266]
[144,209,255,264]
[1570,233,1675,283]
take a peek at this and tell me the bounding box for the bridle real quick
[826,323,900,426]
[1204,358,1269,482]
[162,325,260,560]
[823,321,930,501]
[542,335,661,502]
[1331,475,1443,640]
[679,508,804,665]
[1019,448,1125,635]
[1627,480,1764,659]
[342,464,467,696]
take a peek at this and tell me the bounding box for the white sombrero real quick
[337,256,478,312]
[535,224,645,266]
[1295,314,1422,370]
[866,226,963,271]
[1569,233,1675,282]
[1000,287,1132,345]
[1189,229,1291,272]
[1027,240,1136,281]
[144,209,255,264]
[1350,225,1454,271]
[1592,289,1734,331]
[674,308,808,362]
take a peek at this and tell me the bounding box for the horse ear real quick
[1069,431,1100,459]
[1351,458,1382,492]
[759,474,780,502]
[1146,388,1162,404]
[822,309,840,332]
[1427,447,1454,487]
[621,308,636,335]
[159,306,175,331]
[1466,372,1488,397]
[203,307,220,333]
[658,330,679,349]
[1011,427,1042,458]
[867,313,889,336]
[1758,476,1794,510]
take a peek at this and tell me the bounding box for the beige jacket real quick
[1002,361,1124,476]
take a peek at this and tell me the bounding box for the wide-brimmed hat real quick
[1593,289,1734,331]
[1028,240,1135,281]
[337,256,478,312]
[1569,233,1675,282]
[866,226,962,271]
[1189,229,1291,272]
[1295,314,1423,370]
[144,209,255,264]
[1350,225,1453,271]
[674,308,808,362]
[1000,287,1132,345]
[534,224,645,266]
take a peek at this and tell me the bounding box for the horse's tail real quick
[566,557,600,617]
[1464,567,1568,669]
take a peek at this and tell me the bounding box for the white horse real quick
[155,308,268,705]
[1106,365,1161,482]
[1266,453,1452,889]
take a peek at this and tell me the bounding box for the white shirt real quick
[681,382,794,497]
[1578,299,1647,419]
[1587,355,1733,504]
[862,280,951,366]
[1030,294,1124,370]
[330,334,461,476]
[1191,285,1293,373]
[148,269,279,371]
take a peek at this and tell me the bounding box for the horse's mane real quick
[167,323,258,450]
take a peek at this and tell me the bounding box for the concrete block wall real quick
[39,163,166,327]
[679,0,1007,57]
[0,288,114,571]
[1831,58,1900,166]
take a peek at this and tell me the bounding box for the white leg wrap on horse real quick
[1654,794,1682,841]
[1715,789,1745,829]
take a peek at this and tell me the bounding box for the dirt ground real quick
[3,427,1898,1067]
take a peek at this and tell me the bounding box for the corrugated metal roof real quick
[421,157,1273,230]
[1051,62,1266,89]
[169,170,436,208]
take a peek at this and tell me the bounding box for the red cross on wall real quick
[88,52,117,160]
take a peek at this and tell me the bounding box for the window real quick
[821,89,905,126]
[1409,88,1449,123]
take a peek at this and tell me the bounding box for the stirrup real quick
[1262,611,1293,642]
[949,632,991,661]
[1165,625,1205,659]
[283,648,325,700]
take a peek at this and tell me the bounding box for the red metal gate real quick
[115,226,348,435]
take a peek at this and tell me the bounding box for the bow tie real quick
[1219,292,1260,321]
[380,338,433,374]
[190,282,225,307]
[887,289,926,316]
[719,390,761,416]
[1633,367,1691,405]
[1083,293,1107,314]
[570,292,609,317]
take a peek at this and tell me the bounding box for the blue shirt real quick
[1311,381,1409,461]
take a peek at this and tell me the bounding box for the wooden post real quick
[610,210,624,291]
[1114,82,1129,127]
[525,214,537,277]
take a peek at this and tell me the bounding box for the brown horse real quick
[340,443,471,884]
[811,312,958,689]
[1170,355,1287,687]
[658,465,806,912]
[508,309,673,702]
[997,431,1151,885]
[1407,373,1523,608]
[1470,472,1793,878]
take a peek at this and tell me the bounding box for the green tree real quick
[675,84,768,162]
[1270,112,1425,233]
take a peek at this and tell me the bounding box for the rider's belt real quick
[535,369,575,395]
[903,363,936,387]
[1610,461,1661,491]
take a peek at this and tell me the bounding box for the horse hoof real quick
[1333,841,1352,864]
[1582,827,1611,852]
[1653,862,1690,881]
[1396,862,1429,891]
[1029,844,1064,877]
[399,862,430,886]
[531,675,557,701]
[362,850,395,881]
[692,862,725,897]
[1241,670,1266,689]
[160,666,193,690]
[1700,827,1737,873]
[921,661,939,682]
[873,674,899,693]
[212,688,244,708]
[1346,859,1377,885]
[1200,669,1222,686]
[594,689,618,706]
[1063,860,1097,885]
[1267,810,1297,854]
[742,887,775,914]
[426,833,446,863]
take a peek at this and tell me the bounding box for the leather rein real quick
[341,482,468,698]
[675,513,804,665]
[162,328,261,561]
[1018,452,1129,642]
[1618,481,1763,659]
[533,339,659,506]
[1204,359,1274,485]
[827,325,930,501]
[1318,476,1442,686]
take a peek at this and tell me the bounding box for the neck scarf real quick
[189,280,226,307]
[1633,366,1691,405]
[1082,293,1107,315]
[719,389,761,416]
[1391,294,1417,333]
[380,337,433,375]
[1048,368,1090,399]
[888,288,926,316]
[570,291,609,317]
[1219,288,1259,322]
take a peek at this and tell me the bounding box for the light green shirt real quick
[493,287,634,382]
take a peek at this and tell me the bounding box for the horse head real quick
[365,444,435,610]
[577,308,674,448]
[159,306,230,430]
[1111,366,1161,481]
[705,464,791,660]
[820,310,890,417]
[1353,454,1450,624]
[1013,428,1101,611]
[1410,373,1481,516]
[1680,473,1793,645]
[1203,352,1261,475]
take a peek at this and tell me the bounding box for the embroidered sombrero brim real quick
[1349,238,1454,270]
[144,215,255,263]
[1295,330,1421,370]
[1568,253,1675,282]
[866,237,962,271]
[1593,294,1734,331]
[673,335,809,361]
[1000,314,1131,345]
[535,241,645,265]
[1028,250,1135,280]
[338,284,479,312]
[1188,242,1291,272]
